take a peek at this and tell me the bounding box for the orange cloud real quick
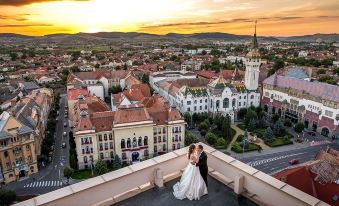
[0,0,89,6]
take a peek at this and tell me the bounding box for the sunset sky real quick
[0,0,338,36]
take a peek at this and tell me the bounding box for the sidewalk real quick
[229,141,310,159]
[226,124,269,152]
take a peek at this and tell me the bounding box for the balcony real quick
[14,143,329,206]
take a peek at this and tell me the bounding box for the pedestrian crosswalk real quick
[23,180,63,188]
[247,152,304,167]
[310,140,331,146]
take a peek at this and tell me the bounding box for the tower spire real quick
[252,20,258,49]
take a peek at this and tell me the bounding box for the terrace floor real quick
[115,176,258,206]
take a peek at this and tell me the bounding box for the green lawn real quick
[231,135,260,153]
[265,137,293,147]
[231,141,260,153]
[71,169,93,180]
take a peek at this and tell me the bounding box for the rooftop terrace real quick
[115,176,257,206]
[14,143,330,206]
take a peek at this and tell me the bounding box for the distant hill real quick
[0,32,337,42]
[278,33,339,42]
[0,33,33,38]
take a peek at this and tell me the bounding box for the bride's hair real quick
[188,144,196,160]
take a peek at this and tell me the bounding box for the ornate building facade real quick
[262,73,339,138]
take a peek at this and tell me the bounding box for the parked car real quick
[64,122,67,127]
[63,132,67,137]
[61,142,66,148]
[289,158,299,165]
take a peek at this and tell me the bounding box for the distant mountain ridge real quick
[0,32,338,42]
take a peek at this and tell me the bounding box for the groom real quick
[196,144,208,187]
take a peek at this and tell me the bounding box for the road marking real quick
[23,180,63,188]
[247,152,305,167]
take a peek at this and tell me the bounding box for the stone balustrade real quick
[14,143,329,206]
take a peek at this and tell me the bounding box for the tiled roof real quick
[123,84,151,101]
[114,104,152,124]
[263,74,339,102]
[90,111,115,132]
[68,87,88,100]
[197,70,216,79]
[124,75,142,88]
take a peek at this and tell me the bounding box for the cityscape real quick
[0,0,338,206]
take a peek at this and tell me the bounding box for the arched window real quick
[232,99,236,107]
[250,95,254,99]
[127,138,131,148]
[121,139,125,149]
[84,156,88,163]
[223,98,229,108]
[144,136,148,145]
[216,100,220,108]
[132,137,137,147]
[138,137,142,146]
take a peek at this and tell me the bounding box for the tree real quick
[71,66,80,73]
[95,63,100,68]
[222,115,232,139]
[284,118,292,127]
[205,132,218,145]
[294,122,305,133]
[0,189,16,206]
[185,131,198,146]
[264,127,274,140]
[272,114,280,123]
[238,108,247,120]
[108,86,122,95]
[216,138,226,148]
[183,112,191,126]
[94,160,109,175]
[245,109,257,125]
[9,53,18,61]
[273,59,285,70]
[248,119,257,131]
[317,69,325,75]
[273,119,285,136]
[198,121,208,132]
[63,166,74,184]
[201,50,207,55]
[112,155,122,170]
[141,74,149,84]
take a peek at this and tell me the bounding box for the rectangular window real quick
[325,110,333,117]
[187,101,191,105]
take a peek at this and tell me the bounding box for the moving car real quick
[289,158,299,165]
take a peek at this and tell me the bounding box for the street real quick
[6,93,70,195]
[240,142,339,175]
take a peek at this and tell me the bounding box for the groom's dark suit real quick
[196,151,208,187]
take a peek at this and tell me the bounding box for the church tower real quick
[244,21,261,91]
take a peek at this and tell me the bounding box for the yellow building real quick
[0,111,38,184]
[73,96,186,169]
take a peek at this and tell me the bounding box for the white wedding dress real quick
[173,153,208,200]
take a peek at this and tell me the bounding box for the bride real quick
[173,144,208,200]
